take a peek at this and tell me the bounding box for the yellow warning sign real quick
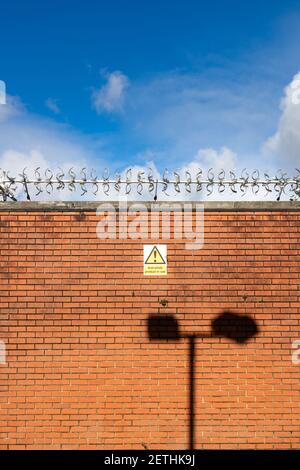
[144,245,167,275]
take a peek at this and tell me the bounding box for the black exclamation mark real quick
[154,249,157,263]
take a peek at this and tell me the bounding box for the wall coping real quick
[1,201,300,211]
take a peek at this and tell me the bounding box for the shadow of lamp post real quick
[147,311,259,450]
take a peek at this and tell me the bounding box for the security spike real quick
[0,167,299,201]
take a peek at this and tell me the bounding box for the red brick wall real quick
[0,207,300,449]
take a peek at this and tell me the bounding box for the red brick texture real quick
[0,208,300,449]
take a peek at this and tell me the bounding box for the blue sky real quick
[1,0,300,185]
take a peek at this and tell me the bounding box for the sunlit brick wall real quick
[0,204,300,449]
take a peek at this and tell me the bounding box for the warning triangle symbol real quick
[145,246,166,265]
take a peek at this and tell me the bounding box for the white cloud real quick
[92,71,129,113]
[45,98,60,114]
[192,146,237,172]
[0,95,107,201]
[263,71,300,168]
[0,149,49,173]
[0,95,24,123]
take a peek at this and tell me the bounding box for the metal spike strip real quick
[0,167,300,201]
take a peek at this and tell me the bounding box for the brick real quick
[0,208,300,449]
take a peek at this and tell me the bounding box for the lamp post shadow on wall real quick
[147,311,259,450]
